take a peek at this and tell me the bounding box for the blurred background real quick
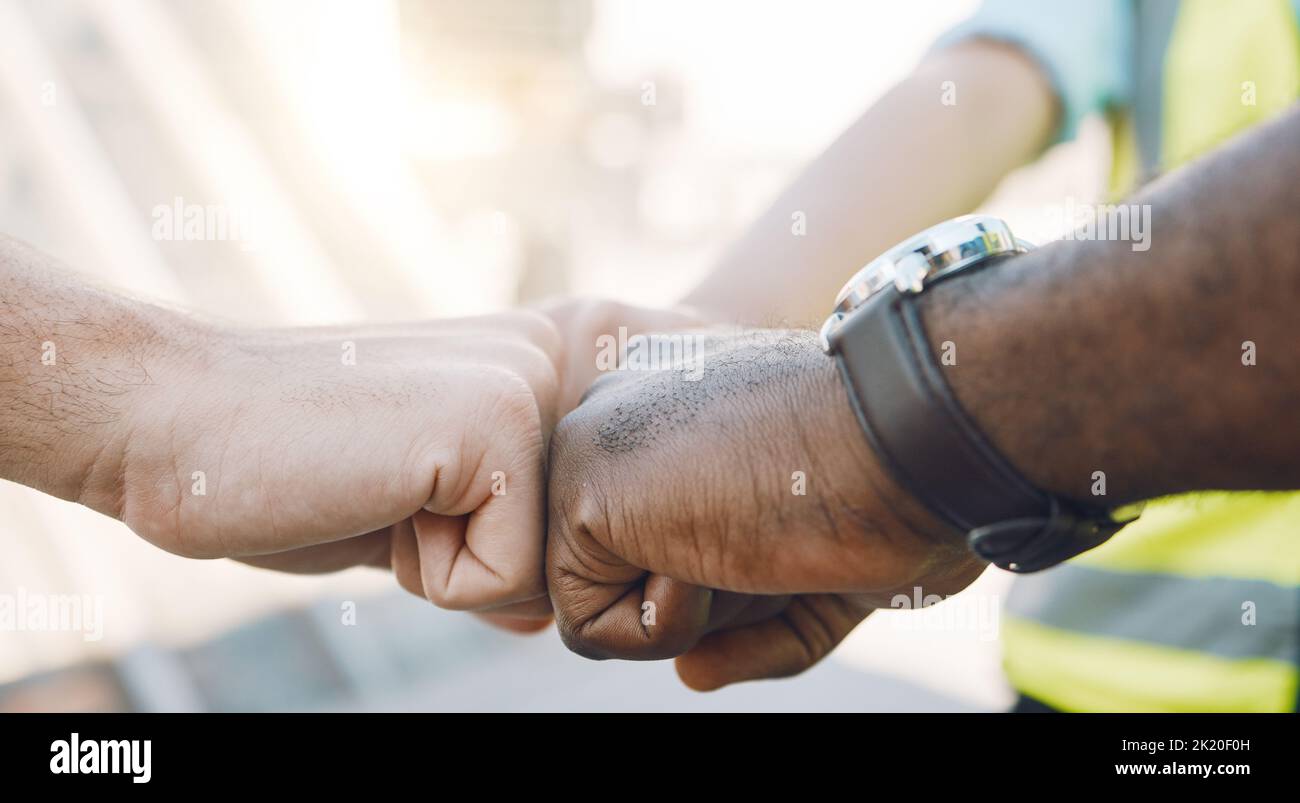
[0,0,1108,711]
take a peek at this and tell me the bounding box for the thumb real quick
[675,595,875,690]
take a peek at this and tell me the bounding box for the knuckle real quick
[554,613,607,661]
[561,600,698,661]
[418,570,471,611]
[486,369,545,434]
[545,551,620,660]
[788,598,850,665]
[548,539,700,662]
[421,581,459,610]
[424,562,547,612]
[548,463,610,551]
[492,368,540,412]
[498,564,547,604]
[549,406,597,465]
[549,407,583,449]
[546,420,588,497]
[632,618,699,660]
[506,309,563,362]
[575,298,627,334]
[512,341,560,401]
[571,496,611,547]
[394,562,425,600]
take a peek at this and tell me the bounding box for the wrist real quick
[802,335,968,549]
[74,310,227,523]
[773,331,973,591]
[815,214,1145,575]
[915,243,1149,508]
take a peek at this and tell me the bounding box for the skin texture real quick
[476,297,708,630]
[0,234,560,618]
[922,103,1300,505]
[546,104,1300,687]
[537,297,705,416]
[546,330,983,689]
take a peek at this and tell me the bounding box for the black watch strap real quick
[832,287,1125,573]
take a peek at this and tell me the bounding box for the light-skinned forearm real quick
[0,236,210,513]
[919,104,1300,506]
[682,40,1057,326]
[1,237,562,611]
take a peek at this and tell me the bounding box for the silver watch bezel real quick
[819,215,1032,353]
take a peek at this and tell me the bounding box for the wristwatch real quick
[819,215,1135,572]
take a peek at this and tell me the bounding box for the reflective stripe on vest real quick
[1007,565,1297,663]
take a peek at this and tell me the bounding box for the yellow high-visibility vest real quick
[1004,0,1300,712]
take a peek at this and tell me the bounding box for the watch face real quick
[820,215,1030,353]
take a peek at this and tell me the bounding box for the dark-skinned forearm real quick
[918,104,1300,507]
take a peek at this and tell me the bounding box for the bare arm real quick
[0,236,201,506]
[924,102,1300,506]
[0,235,562,615]
[682,40,1058,326]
